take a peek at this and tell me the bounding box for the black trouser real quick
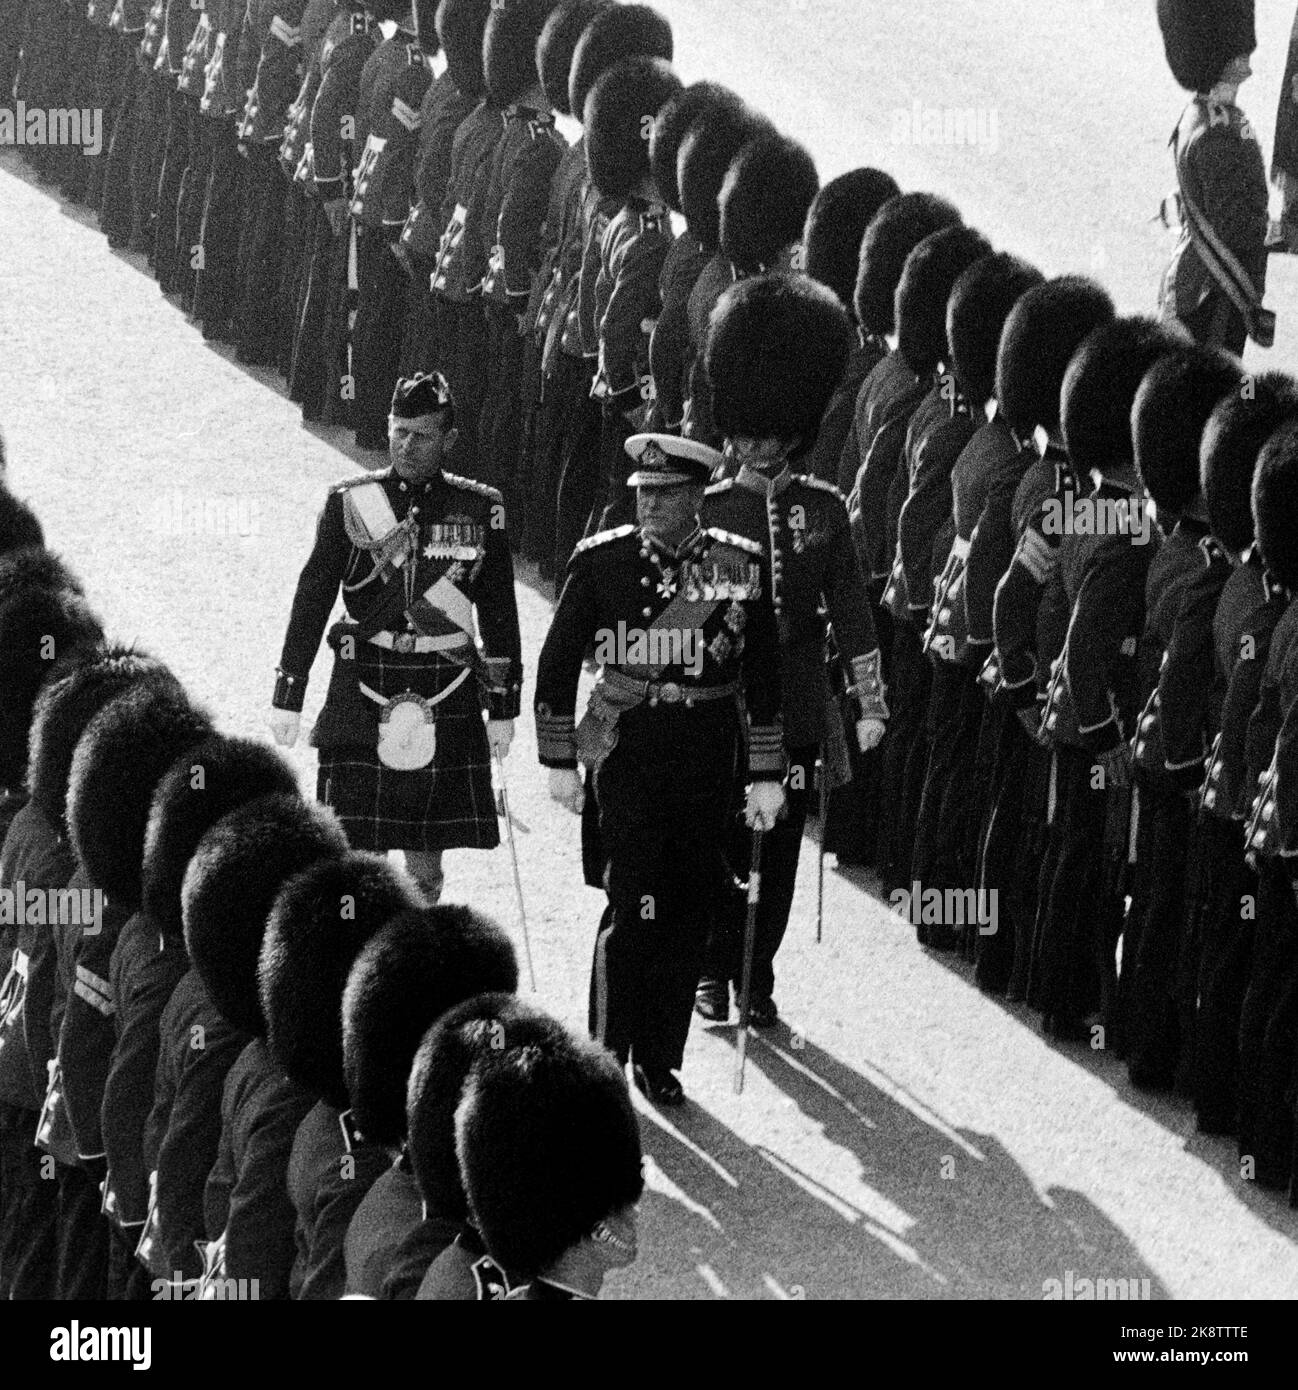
[398,250,440,376]
[1237,860,1298,1189]
[477,300,527,513]
[515,334,545,566]
[152,86,193,292]
[352,224,411,449]
[276,182,310,375]
[1125,773,1192,1088]
[879,620,930,890]
[84,26,120,212]
[0,1107,57,1299]
[595,404,637,533]
[174,102,213,312]
[438,296,488,471]
[128,69,168,256]
[703,744,816,1005]
[1193,816,1254,1133]
[291,204,347,421]
[18,0,70,181]
[58,12,99,199]
[0,0,28,104]
[589,701,740,1074]
[234,145,287,367]
[976,699,1031,995]
[193,118,243,338]
[554,372,602,572]
[98,36,139,245]
[55,1159,110,1299]
[106,1221,153,1300]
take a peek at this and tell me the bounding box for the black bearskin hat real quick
[66,679,211,912]
[436,0,492,98]
[413,0,441,52]
[182,794,347,1038]
[677,102,771,255]
[406,994,566,1220]
[650,81,743,216]
[1061,316,1178,476]
[537,0,609,116]
[0,486,43,558]
[367,0,412,22]
[946,253,1045,409]
[585,55,682,203]
[484,0,558,109]
[1201,373,1298,554]
[995,276,1116,440]
[0,548,83,610]
[719,133,819,275]
[804,168,902,320]
[143,734,300,941]
[1157,0,1255,94]
[706,272,853,452]
[342,906,518,1147]
[457,1029,644,1280]
[0,587,103,790]
[28,646,175,835]
[1133,345,1243,517]
[260,851,421,1108]
[1254,416,1298,591]
[896,224,993,379]
[854,191,962,340]
[568,3,671,123]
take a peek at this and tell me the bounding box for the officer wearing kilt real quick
[270,373,522,903]
[536,432,785,1105]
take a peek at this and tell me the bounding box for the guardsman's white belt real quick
[368,630,470,654]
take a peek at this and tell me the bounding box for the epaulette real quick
[574,524,635,556]
[705,527,763,557]
[704,477,736,496]
[331,469,391,494]
[793,475,847,503]
[348,11,369,35]
[441,472,503,504]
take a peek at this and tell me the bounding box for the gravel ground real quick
[3,0,1298,1299]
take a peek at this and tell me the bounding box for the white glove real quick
[856,717,886,753]
[269,709,300,749]
[549,767,585,815]
[487,719,514,758]
[745,781,786,832]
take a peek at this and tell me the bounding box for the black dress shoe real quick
[694,980,730,1022]
[632,1064,684,1107]
[746,996,778,1028]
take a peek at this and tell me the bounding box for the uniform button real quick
[1263,802,1274,821]
[641,576,650,587]
[939,608,952,623]
[1135,741,1145,757]
[642,607,652,618]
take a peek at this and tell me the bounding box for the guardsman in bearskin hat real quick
[456,1024,643,1300]
[1121,346,1242,1083]
[536,432,784,1105]
[339,904,517,1297]
[66,678,213,1292]
[697,273,886,1026]
[584,53,683,529]
[395,0,492,384]
[1156,0,1270,354]
[260,851,420,1298]
[1238,416,1298,1195]
[984,277,1115,999]
[877,224,991,903]
[549,3,675,576]
[1030,318,1177,1039]
[347,0,437,450]
[0,577,104,1299]
[1194,375,1298,1135]
[185,794,348,1298]
[398,993,563,1298]
[799,167,902,486]
[133,734,300,1292]
[287,0,378,423]
[912,254,1043,950]
[474,0,564,522]
[270,372,522,906]
[643,81,743,439]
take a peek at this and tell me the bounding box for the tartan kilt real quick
[312,645,499,852]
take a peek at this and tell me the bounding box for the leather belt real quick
[604,668,739,709]
[369,631,469,655]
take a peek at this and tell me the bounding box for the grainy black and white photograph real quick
[0,0,1295,1349]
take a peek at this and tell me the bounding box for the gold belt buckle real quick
[394,632,416,654]
[657,682,682,705]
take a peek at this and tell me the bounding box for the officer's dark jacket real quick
[102,916,186,1229]
[1040,480,1159,754]
[287,1099,389,1300]
[205,1037,314,1300]
[844,350,926,578]
[805,334,884,488]
[239,0,309,144]
[927,413,1017,666]
[350,33,431,227]
[1203,552,1279,820]
[400,69,477,256]
[148,969,247,1280]
[705,467,880,746]
[275,464,523,725]
[481,105,563,305]
[308,6,375,198]
[535,523,784,779]
[432,98,506,302]
[343,1157,422,1297]
[649,229,709,432]
[593,198,673,410]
